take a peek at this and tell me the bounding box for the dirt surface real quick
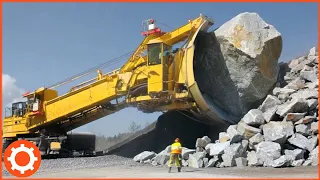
[3,165,318,178]
[3,154,317,178]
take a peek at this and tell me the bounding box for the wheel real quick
[2,139,15,153]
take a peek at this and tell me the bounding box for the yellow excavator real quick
[2,14,226,157]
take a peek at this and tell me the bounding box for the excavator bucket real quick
[182,15,237,126]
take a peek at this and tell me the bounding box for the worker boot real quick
[168,167,172,173]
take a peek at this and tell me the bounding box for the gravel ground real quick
[2,155,318,178]
[2,155,147,177]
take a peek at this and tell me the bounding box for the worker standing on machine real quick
[168,138,182,173]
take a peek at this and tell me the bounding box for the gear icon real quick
[7,143,39,174]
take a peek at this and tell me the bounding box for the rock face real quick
[194,12,282,123]
[133,151,156,163]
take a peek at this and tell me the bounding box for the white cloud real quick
[2,74,26,108]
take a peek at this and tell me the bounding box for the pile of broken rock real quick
[133,47,319,168]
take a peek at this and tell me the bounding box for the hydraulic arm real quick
[2,14,215,156]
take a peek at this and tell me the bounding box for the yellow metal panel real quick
[28,78,118,130]
[177,51,187,84]
[50,142,61,150]
[127,95,153,102]
[120,35,157,73]
[147,64,163,93]
[43,89,58,101]
[3,118,29,138]
[167,59,174,91]
[150,17,203,46]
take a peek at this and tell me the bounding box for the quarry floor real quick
[3,165,319,178]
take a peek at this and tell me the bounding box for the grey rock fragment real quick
[241,140,249,152]
[182,159,188,167]
[290,89,318,100]
[256,141,281,163]
[222,154,235,167]
[205,142,230,156]
[188,153,204,168]
[151,160,158,166]
[247,151,262,166]
[276,98,309,117]
[206,156,219,167]
[302,159,312,166]
[291,58,314,73]
[272,87,281,96]
[279,88,296,96]
[182,147,196,160]
[227,125,240,138]
[196,147,205,152]
[203,158,209,167]
[222,143,245,167]
[249,133,264,147]
[154,154,170,165]
[284,78,306,90]
[309,47,317,56]
[302,65,313,71]
[309,146,319,166]
[295,124,312,136]
[235,157,248,167]
[259,95,282,122]
[288,133,309,150]
[288,56,305,69]
[243,109,265,126]
[278,93,290,102]
[307,99,318,110]
[307,82,319,89]
[224,143,244,157]
[230,134,243,144]
[284,149,305,162]
[238,123,262,139]
[219,132,230,143]
[295,116,316,125]
[311,122,319,134]
[133,151,156,162]
[263,121,294,145]
[307,137,318,152]
[300,70,318,83]
[291,159,305,167]
[196,136,211,148]
[266,155,289,168]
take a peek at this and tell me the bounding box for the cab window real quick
[147,43,161,65]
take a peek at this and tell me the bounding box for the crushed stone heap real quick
[133,46,318,168]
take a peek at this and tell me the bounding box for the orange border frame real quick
[0,0,319,180]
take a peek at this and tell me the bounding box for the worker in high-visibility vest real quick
[168,138,182,173]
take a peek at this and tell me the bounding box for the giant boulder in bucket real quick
[193,12,282,124]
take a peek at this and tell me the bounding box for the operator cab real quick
[11,101,27,117]
[4,88,58,118]
[5,94,41,118]
[27,94,41,112]
[147,42,172,66]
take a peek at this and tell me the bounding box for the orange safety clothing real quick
[170,142,182,154]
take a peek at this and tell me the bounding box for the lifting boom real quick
[2,14,215,156]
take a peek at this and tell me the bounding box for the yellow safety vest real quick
[171,142,182,154]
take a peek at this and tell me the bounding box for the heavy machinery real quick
[2,14,227,157]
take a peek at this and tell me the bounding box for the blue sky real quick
[2,2,318,137]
